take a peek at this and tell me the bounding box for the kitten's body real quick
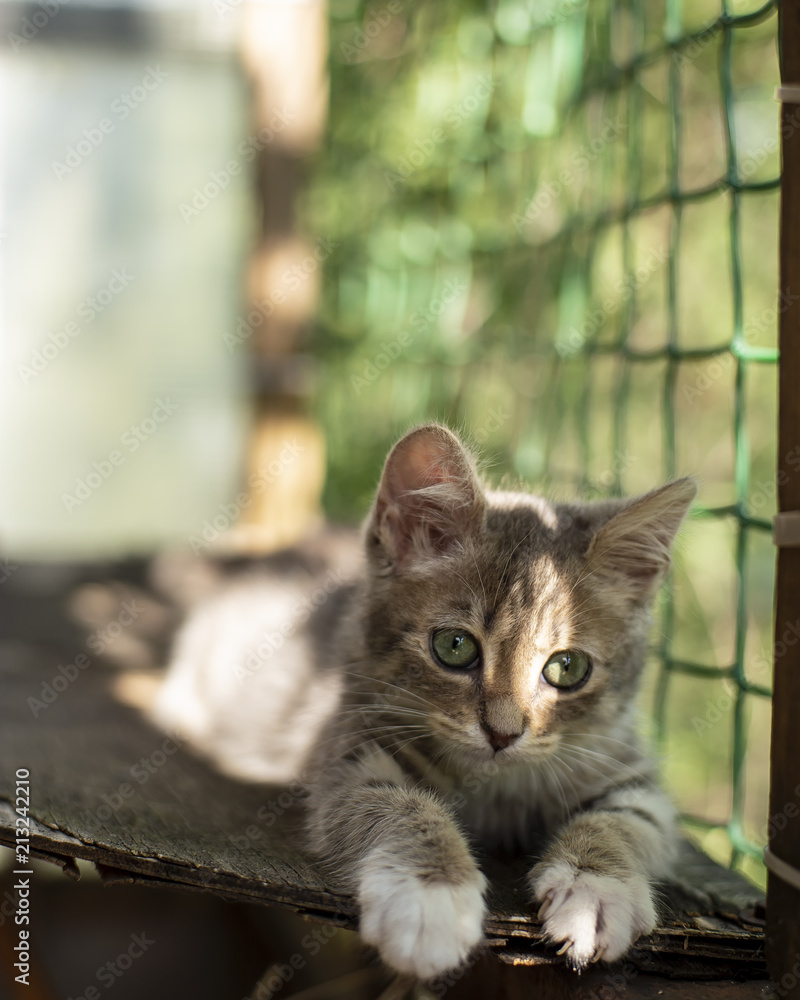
[156,425,696,978]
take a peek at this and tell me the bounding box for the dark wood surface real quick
[769,3,800,994]
[0,560,768,993]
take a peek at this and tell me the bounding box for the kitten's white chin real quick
[358,849,486,979]
[437,735,516,767]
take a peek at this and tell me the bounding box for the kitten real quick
[155,423,696,979]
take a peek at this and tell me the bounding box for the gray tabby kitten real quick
[156,423,696,979]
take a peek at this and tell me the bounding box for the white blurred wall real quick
[0,0,256,557]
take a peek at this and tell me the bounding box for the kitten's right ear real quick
[586,477,697,600]
[368,424,486,570]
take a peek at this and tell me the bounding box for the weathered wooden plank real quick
[0,564,767,992]
[0,653,765,982]
[435,957,772,1000]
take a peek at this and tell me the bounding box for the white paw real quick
[531,860,656,969]
[357,849,486,979]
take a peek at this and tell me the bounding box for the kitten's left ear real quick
[586,478,697,599]
[369,424,486,570]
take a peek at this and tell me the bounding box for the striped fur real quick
[156,424,696,978]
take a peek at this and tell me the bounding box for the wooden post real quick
[767,3,800,993]
[227,0,329,554]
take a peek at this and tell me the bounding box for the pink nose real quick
[482,724,521,752]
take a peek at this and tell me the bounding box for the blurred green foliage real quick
[305,0,780,884]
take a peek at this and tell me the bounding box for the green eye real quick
[542,650,591,690]
[431,629,480,670]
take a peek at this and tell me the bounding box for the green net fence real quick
[305,0,781,885]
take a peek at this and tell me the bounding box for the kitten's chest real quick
[444,765,576,854]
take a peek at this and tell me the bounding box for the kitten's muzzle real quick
[480,721,524,752]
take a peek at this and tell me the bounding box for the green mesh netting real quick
[305,0,781,885]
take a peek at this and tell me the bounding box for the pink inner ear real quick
[386,443,457,500]
[374,425,484,566]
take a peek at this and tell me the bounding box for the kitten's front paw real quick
[530,860,656,970]
[358,850,486,979]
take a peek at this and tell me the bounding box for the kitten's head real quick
[360,423,696,769]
